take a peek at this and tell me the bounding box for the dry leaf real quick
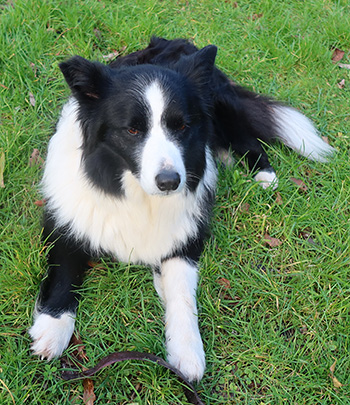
[329,359,343,388]
[249,13,263,20]
[337,79,345,89]
[93,28,102,40]
[29,92,36,107]
[34,199,46,207]
[70,332,89,363]
[275,192,283,205]
[290,177,308,193]
[331,48,345,63]
[263,234,282,248]
[83,379,96,405]
[29,148,44,167]
[0,151,5,188]
[322,136,330,144]
[218,277,231,290]
[225,0,238,6]
[239,202,250,213]
[299,230,316,245]
[331,376,343,388]
[330,359,336,374]
[102,46,127,62]
[338,63,350,70]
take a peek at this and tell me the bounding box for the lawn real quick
[1,0,349,403]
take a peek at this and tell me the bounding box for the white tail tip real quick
[273,106,335,162]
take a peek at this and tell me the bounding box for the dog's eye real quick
[127,128,139,135]
[172,122,187,132]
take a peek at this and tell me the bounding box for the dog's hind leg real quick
[29,218,89,360]
[154,257,205,382]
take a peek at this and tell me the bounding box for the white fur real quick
[156,258,205,382]
[273,106,334,162]
[41,98,217,266]
[254,170,278,190]
[29,312,75,360]
[140,81,186,195]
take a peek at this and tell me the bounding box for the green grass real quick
[1,0,350,403]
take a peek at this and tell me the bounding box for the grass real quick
[1,0,350,403]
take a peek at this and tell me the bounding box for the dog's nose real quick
[155,170,181,192]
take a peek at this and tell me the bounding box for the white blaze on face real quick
[139,81,186,195]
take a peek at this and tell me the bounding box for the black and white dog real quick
[29,37,333,382]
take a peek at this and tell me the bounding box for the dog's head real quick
[59,45,217,196]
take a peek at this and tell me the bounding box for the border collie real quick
[29,37,333,382]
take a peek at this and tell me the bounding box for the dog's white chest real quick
[66,171,203,265]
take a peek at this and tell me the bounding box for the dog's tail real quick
[271,104,334,162]
[212,74,335,166]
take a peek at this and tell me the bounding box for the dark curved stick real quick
[61,351,206,405]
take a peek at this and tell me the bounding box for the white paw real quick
[166,335,206,382]
[254,170,278,190]
[29,312,75,360]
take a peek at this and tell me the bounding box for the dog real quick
[29,37,334,382]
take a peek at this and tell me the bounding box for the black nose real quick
[155,170,181,192]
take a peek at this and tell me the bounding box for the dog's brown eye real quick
[127,128,139,135]
[178,123,186,131]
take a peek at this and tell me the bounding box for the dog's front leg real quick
[29,220,89,360]
[154,257,205,382]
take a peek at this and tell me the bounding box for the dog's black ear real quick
[174,45,217,88]
[59,56,110,101]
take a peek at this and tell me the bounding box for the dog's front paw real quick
[167,337,206,382]
[29,312,75,360]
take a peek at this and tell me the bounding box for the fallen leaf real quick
[239,202,250,213]
[290,177,308,193]
[69,332,89,363]
[93,28,102,40]
[225,0,238,6]
[338,63,350,69]
[34,199,46,206]
[275,191,283,205]
[330,358,337,374]
[337,78,345,89]
[102,46,127,62]
[29,92,36,107]
[331,48,345,63]
[217,277,231,290]
[322,136,330,144]
[29,148,44,167]
[0,151,5,188]
[249,13,263,20]
[83,378,96,405]
[329,359,343,388]
[331,376,343,389]
[263,234,282,248]
[299,230,316,245]
[102,50,120,61]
